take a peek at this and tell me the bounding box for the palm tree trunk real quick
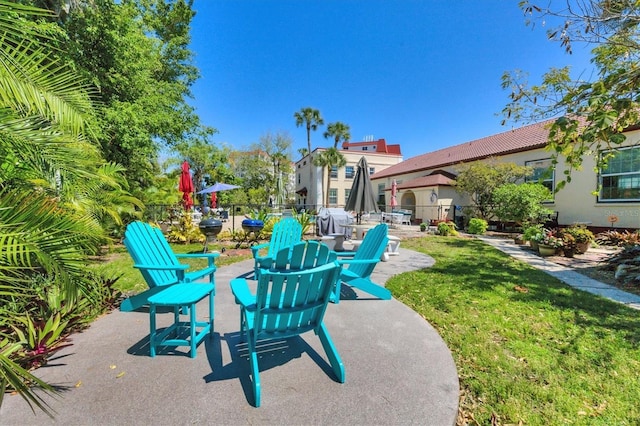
[325,166,331,207]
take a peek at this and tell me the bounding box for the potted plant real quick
[561,233,577,257]
[536,231,563,256]
[522,224,544,251]
[561,225,594,254]
[420,222,427,232]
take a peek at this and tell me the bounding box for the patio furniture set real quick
[121,219,394,407]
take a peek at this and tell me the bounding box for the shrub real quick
[522,224,545,242]
[596,230,640,246]
[437,221,457,236]
[467,218,488,235]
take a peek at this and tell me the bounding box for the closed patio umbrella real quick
[344,156,379,223]
[390,179,398,210]
[179,161,194,210]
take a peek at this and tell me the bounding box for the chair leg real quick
[247,334,261,407]
[149,304,157,358]
[330,281,341,304]
[317,323,345,383]
[189,302,197,358]
[208,288,215,337]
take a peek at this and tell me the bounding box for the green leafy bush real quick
[467,218,488,235]
[522,224,545,242]
[437,221,457,236]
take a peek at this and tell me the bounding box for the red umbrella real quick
[179,161,194,210]
[390,179,398,209]
[210,192,217,209]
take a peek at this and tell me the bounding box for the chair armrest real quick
[176,252,220,267]
[334,251,356,258]
[230,278,256,308]
[133,263,189,271]
[251,243,270,257]
[337,258,379,266]
[175,252,220,259]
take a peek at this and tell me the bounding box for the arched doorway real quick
[401,191,416,219]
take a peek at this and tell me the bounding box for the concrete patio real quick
[0,247,460,425]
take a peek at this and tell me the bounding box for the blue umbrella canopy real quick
[344,156,379,220]
[197,182,240,194]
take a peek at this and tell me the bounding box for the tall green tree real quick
[294,107,323,157]
[169,126,232,206]
[324,121,351,148]
[454,160,532,220]
[313,147,347,207]
[503,1,640,189]
[58,0,201,194]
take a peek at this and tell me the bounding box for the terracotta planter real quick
[576,241,590,254]
[538,244,557,257]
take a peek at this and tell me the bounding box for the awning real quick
[295,187,307,195]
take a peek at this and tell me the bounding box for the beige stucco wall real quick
[371,129,640,229]
[295,149,403,210]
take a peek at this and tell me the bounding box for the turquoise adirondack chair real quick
[120,221,220,312]
[251,217,302,275]
[333,223,391,303]
[230,241,345,407]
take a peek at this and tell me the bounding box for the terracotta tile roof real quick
[392,174,455,190]
[372,120,553,179]
[341,138,402,155]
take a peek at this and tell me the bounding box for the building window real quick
[297,173,300,184]
[330,166,338,178]
[362,146,368,151]
[369,167,375,175]
[329,188,337,205]
[344,188,350,202]
[303,160,306,166]
[525,158,555,193]
[345,166,355,179]
[599,146,640,201]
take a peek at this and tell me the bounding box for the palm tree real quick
[294,107,324,158]
[324,122,351,148]
[0,1,135,415]
[313,147,347,207]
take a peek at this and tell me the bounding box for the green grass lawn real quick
[390,236,640,425]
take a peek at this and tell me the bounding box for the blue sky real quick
[188,1,595,161]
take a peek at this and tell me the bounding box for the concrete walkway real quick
[0,248,460,426]
[477,235,640,310]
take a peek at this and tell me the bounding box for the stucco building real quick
[371,120,640,231]
[295,138,403,211]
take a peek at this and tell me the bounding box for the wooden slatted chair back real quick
[124,221,181,288]
[265,217,303,258]
[253,255,342,340]
[271,240,336,271]
[348,223,389,278]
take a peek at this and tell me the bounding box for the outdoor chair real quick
[251,217,302,276]
[333,223,391,303]
[230,241,345,407]
[120,221,219,312]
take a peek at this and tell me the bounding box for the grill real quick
[199,218,223,252]
[235,219,264,248]
[241,219,264,234]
